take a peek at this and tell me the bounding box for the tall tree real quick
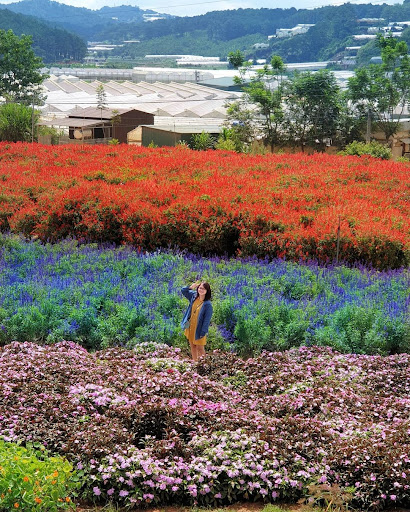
[96,84,108,112]
[347,35,410,142]
[234,55,287,151]
[0,29,47,104]
[284,69,341,151]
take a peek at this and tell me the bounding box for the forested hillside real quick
[0,8,86,62]
[1,0,172,39]
[100,1,410,62]
[2,0,410,63]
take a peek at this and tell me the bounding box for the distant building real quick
[143,13,167,22]
[352,34,377,41]
[38,107,154,144]
[144,55,223,66]
[357,18,385,24]
[128,123,221,147]
[252,43,269,49]
[270,24,315,39]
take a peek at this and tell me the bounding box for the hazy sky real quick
[0,0,403,16]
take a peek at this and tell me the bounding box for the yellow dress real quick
[184,297,207,346]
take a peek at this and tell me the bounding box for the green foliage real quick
[0,439,80,511]
[224,101,255,152]
[0,236,408,354]
[0,29,47,103]
[190,131,215,151]
[227,49,245,68]
[234,314,273,356]
[233,61,350,152]
[222,370,248,389]
[234,56,287,151]
[111,29,264,60]
[396,155,410,163]
[215,138,237,151]
[96,84,107,112]
[305,482,354,511]
[340,140,391,159]
[0,103,39,143]
[206,324,231,351]
[0,8,86,63]
[37,125,64,145]
[314,304,406,354]
[284,69,341,151]
[347,36,410,141]
[268,5,357,63]
[355,39,380,67]
[215,127,241,152]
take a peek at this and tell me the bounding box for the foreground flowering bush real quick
[0,341,408,510]
[0,143,408,268]
[0,439,79,511]
[0,236,408,354]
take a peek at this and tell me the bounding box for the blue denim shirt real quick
[181,286,213,340]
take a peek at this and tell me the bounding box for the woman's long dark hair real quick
[198,282,211,301]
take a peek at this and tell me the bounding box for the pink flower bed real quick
[0,341,408,509]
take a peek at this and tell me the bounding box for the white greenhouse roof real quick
[40,78,238,119]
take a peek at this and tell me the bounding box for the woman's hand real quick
[189,280,201,290]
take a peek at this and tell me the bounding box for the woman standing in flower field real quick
[181,281,213,361]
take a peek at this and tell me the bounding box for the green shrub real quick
[313,304,403,355]
[340,140,391,159]
[0,440,80,511]
[234,314,272,356]
[206,324,231,351]
[190,131,215,151]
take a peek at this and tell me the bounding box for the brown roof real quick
[66,106,154,119]
[38,118,107,128]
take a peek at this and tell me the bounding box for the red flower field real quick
[0,142,408,268]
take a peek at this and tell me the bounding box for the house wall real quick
[141,127,182,147]
[372,121,410,159]
[113,111,154,143]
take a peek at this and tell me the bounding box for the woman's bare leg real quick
[197,345,205,360]
[189,342,197,361]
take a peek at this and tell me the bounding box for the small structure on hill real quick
[38,107,154,144]
[128,123,221,147]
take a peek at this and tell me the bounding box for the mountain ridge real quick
[1,0,410,64]
[0,7,86,62]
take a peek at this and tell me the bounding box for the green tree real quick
[234,55,287,151]
[347,35,410,142]
[335,92,366,148]
[96,84,108,112]
[0,29,47,104]
[0,102,39,142]
[227,49,245,69]
[224,100,256,152]
[284,69,341,151]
